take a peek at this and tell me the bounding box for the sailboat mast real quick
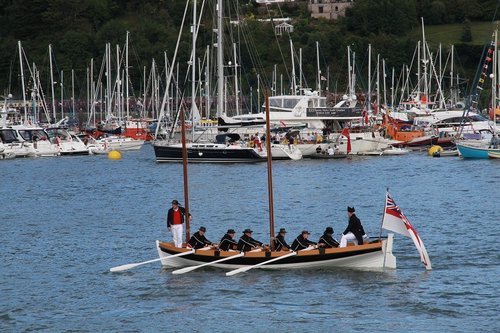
[126,31,130,119]
[264,90,275,250]
[180,107,190,242]
[18,41,27,121]
[191,0,197,141]
[217,0,224,116]
[49,44,56,122]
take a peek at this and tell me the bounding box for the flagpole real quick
[379,187,389,239]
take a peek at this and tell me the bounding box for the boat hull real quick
[488,151,500,159]
[153,142,265,163]
[308,152,347,159]
[156,237,396,270]
[456,142,500,159]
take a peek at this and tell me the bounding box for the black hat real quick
[227,229,236,234]
[243,228,253,234]
[347,206,355,213]
[172,199,180,205]
[325,227,334,234]
[279,228,287,233]
[301,230,311,235]
[199,226,206,232]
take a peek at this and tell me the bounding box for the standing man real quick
[167,199,192,248]
[340,206,366,247]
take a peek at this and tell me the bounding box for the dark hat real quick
[279,228,287,233]
[199,226,206,232]
[301,230,311,235]
[227,229,236,234]
[172,199,180,205]
[347,206,355,213]
[325,227,334,234]
[243,228,253,234]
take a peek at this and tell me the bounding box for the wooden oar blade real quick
[172,252,244,275]
[225,265,251,276]
[225,251,296,276]
[110,263,140,272]
[109,249,194,273]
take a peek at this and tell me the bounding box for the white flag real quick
[382,192,432,270]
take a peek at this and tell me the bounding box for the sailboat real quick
[151,93,432,273]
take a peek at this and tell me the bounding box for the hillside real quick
[0,0,499,105]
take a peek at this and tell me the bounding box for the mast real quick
[316,41,321,95]
[347,45,352,100]
[264,90,275,249]
[216,0,224,116]
[191,0,197,140]
[71,69,75,118]
[60,70,64,120]
[18,41,27,120]
[368,44,371,112]
[180,105,191,243]
[205,45,210,119]
[233,42,239,115]
[290,39,296,95]
[421,17,429,108]
[493,30,498,126]
[126,31,130,119]
[49,44,56,122]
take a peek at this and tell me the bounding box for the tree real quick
[461,19,473,43]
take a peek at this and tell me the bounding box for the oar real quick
[225,251,296,276]
[172,252,244,275]
[109,250,195,272]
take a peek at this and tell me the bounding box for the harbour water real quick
[1,145,499,332]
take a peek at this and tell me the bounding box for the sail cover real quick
[382,192,432,270]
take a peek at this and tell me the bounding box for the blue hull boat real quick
[456,142,500,159]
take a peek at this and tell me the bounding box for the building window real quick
[319,6,323,13]
[335,6,338,11]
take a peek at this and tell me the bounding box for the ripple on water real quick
[1,147,499,332]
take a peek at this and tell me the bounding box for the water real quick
[1,145,499,332]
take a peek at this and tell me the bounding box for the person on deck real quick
[254,132,263,151]
[167,199,192,248]
[287,131,294,150]
[219,229,238,251]
[327,146,335,156]
[237,229,265,252]
[318,227,340,248]
[274,228,291,251]
[187,226,214,249]
[291,230,317,251]
[340,206,367,247]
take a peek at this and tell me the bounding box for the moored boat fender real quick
[428,145,443,157]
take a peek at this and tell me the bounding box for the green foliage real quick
[0,0,498,100]
[461,19,473,42]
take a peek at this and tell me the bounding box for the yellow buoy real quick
[428,145,443,157]
[108,150,122,160]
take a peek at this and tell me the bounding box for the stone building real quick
[308,0,354,21]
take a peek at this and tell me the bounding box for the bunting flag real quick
[341,127,351,153]
[382,192,432,270]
